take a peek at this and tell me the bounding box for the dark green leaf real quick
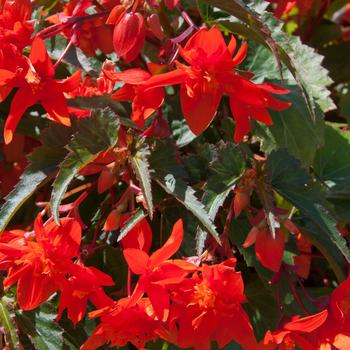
[254,86,324,166]
[130,139,154,220]
[196,142,245,254]
[0,124,72,233]
[0,298,20,350]
[16,303,63,350]
[117,208,147,242]
[267,149,350,281]
[51,109,120,222]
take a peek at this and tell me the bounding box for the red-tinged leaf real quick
[255,228,284,272]
[123,248,149,274]
[149,219,183,267]
[284,310,329,332]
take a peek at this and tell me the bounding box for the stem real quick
[63,182,93,200]
[53,38,74,69]
[282,265,310,315]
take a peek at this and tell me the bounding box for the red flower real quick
[0,37,81,143]
[81,297,162,350]
[168,259,259,350]
[0,214,81,310]
[57,263,114,325]
[123,219,197,320]
[47,0,114,56]
[264,310,329,349]
[143,26,291,142]
[120,214,153,253]
[0,0,33,49]
[107,8,146,62]
[243,226,285,272]
[104,63,165,128]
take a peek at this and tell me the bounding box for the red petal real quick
[143,69,187,90]
[229,97,251,143]
[111,84,135,101]
[149,219,183,267]
[231,41,248,66]
[104,68,150,84]
[57,70,82,92]
[29,37,55,78]
[284,309,328,332]
[17,265,58,310]
[40,84,71,126]
[123,248,149,274]
[113,12,145,61]
[4,87,36,144]
[180,80,222,135]
[255,228,284,272]
[180,26,230,65]
[242,226,259,248]
[147,283,169,321]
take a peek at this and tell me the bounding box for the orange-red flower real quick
[123,219,197,320]
[243,226,285,272]
[143,26,291,142]
[168,259,259,350]
[0,0,33,49]
[0,214,81,310]
[46,0,113,56]
[57,263,114,325]
[81,297,162,350]
[0,37,81,143]
[107,7,146,62]
[264,310,329,349]
[103,63,165,128]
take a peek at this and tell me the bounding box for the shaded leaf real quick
[0,298,20,350]
[50,109,120,222]
[117,208,147,242]
[0,124,72,233]
[267,149,350,281]
[130,139,154,220]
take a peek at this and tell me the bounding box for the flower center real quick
[192,280,216,309]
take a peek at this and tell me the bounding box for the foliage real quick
[1,0,350,349]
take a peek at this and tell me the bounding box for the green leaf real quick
[16,303,63,350]
[0,124,72,233]
[117,208,147,242]
[50,109,120,222]
[266,149,350,281]
[67,95,132,126]
[0,298,20,350]
[314,124,350,220]
[254,85,324,166]
[130,139,154,220]
[196,142,245,254]
[150,141,220,244]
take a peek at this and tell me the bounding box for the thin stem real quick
[53,38,74,69]
[282,264,310,315]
